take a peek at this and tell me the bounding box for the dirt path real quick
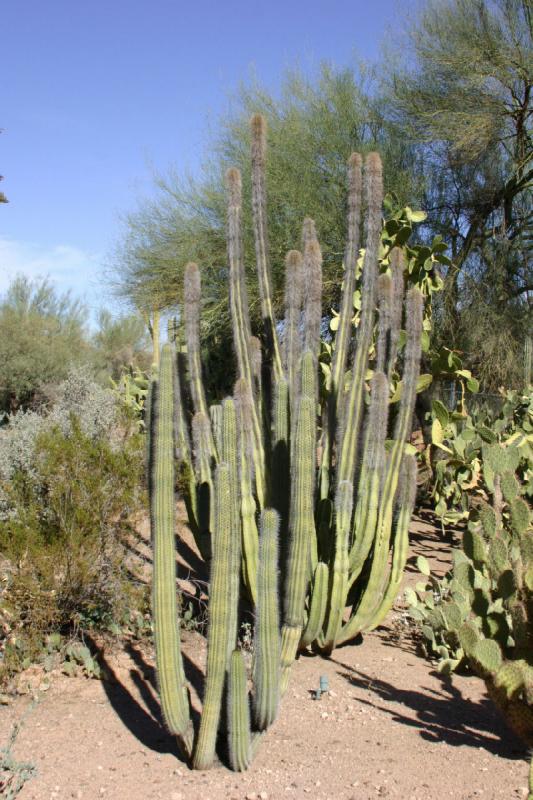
[1,514,530,800]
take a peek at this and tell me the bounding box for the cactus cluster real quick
[149,114,424,769]
[409,441,533,797]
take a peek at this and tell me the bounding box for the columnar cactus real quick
[149,115,426,770]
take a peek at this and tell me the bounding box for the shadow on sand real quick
[333,656,527,760]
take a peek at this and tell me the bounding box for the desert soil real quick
[1,510,530,800]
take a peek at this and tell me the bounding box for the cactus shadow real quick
[333,659,527,760]
[94,644,186,761]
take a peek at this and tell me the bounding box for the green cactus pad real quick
[500,471,520,503]
[479,502,498,539]
[472,638,502,676]
[510,498,531,537]
[463,528,488,564]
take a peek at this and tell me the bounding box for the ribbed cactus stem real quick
[302,219,323,363]
[226,167,266,505]
[150,344,192,754]
[320,154,362,503]
[184,263,214,453]
[368,454,417,630]
[337,152,383,486]
[209,404,223,456]
[281,386,316,690]
[300,562,329,648]
[283,250,304,409]
[271,378,290,533]
[339,289,423,642]
[192,411,215,550]
[192,462,240,771]
[253,509,281,730]
[228,650,252,771]
[376,273,392,374]
[250,113,283,381]
[235,379,259,605]
[349,371,389,581]
[221,397,242,653]
[226,167,254,385]
[331,153,363,407]
[387,248,405,380]
[323,480,354,652]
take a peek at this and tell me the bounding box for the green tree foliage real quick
[91,309,151,382]
[0,275,88,412]
[112,66,421,394]
[386,0,532,387]
[112,1,531,392]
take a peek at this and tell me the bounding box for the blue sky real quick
[2,0,403,319]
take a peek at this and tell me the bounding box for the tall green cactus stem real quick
[348,371,389,582]
[235,379,259,604]
[228,650,252,771]
[387,249,405,381]
[250,114,283,382]
[150,344,193,754]
[302,221,323,364]
[254,509,281,730]
[323,480,354,652]
[283,250,304,408]
[226,166,266,505]
[192,411,215,548]
[339,288,423,642]
[320,154,362,503]
[271,378,290,535]
[184,263,215,455]
[337,152,383,486]
[221,397,242,654]
[300,562,329,648]
[376,273,392,373]
[193,463,240,770]
[330,153,363,410]
[209,404,223,456]
[281,381,316,690]
[368,454,418,630]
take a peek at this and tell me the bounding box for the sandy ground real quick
[1,511,531,800]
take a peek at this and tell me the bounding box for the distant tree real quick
[91,309,151,382]
[385,0,532,387]
[0,275,88,412]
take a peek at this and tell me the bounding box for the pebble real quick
[170,793,183,800]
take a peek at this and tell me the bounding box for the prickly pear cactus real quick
[409,439,533,794]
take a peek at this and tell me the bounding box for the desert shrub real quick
[0,367,120,519]
[0,417,145,682]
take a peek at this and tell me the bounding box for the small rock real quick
[246,794,257,800]
[170,793,183,800]
[259,793,268,800]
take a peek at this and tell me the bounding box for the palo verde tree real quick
[385,0,532,387]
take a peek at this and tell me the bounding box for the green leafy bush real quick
[0,418,145,682]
